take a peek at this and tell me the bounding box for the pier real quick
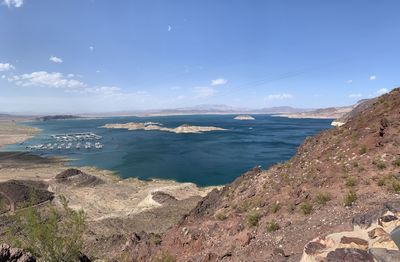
[26,132,104,151]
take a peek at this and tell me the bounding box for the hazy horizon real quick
[1,0,399,113]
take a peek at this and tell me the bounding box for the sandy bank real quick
[0,121,39,148]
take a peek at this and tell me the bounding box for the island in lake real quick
[234,115,255,120]
[101,122,227,134]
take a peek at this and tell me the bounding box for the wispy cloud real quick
[49,56,63,64]
[83,86,121,95]
[0,63,15,71]
[167,25,172,32]
[266,93,293,100]
[89,46,94,52]
[211,78,227,86]
[10,71,86,89]
[376,88,388,95]
[369,75,377,81]
[348,93,362,98]
[346,80,353,84]
[194,86,215,98]
[3,0,23,8]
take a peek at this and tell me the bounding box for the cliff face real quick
[128,88,400,261]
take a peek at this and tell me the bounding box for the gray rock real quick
[326,248,374,262]
[369,248,400,262]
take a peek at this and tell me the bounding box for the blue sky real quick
[0,0,399,113]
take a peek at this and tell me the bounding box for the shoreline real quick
[0,120,41,149]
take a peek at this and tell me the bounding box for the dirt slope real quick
[126,88,400,261]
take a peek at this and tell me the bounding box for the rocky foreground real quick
[119,88,400,261]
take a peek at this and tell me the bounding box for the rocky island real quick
[234,115,255,120]
[101,122,227,134]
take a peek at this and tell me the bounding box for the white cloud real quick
[369,75,376,80]
[348,93,362,98]
[11,71,86,89]
[0,63,15,71]
[3,0,23,8]
[211,78,227,86]
[84,86,121,95]
[376,88,388,95]
[1,75,6,79]
[266,93,293,100]
[168,25,172,32]
[194,86,215,98]
[49,56,63,64]
[346,80,353,84]
[89,46,94,52]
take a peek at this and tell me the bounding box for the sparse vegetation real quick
[287,203,295,213]
[270,202,281,213]
[300,202,313,215]
[236,197,262,213]
[215,212,227,221]
[315,192,331,205]
[359,145,367,155]
[393,158,400,167]
[377,178,386,186]
[246,211,261,227]
[392,181,400,193]
[373,160,387,170]
[345,176,356,187]
[344,189,357,207]
[153,253,177,262]
[9,195,86,262]
[266,221,280,232]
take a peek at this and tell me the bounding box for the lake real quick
[4,115,332,186]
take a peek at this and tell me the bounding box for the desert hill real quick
[125,88,400,261]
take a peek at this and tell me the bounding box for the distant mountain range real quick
[85,104,312,117]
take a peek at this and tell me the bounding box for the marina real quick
[26,132,103,151]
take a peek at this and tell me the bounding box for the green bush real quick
[153,253,176,262]
[344,190,357,207]
[246,211,261,227]
[345,176,356,187]
[392,181,400,193]
[300,202,313,215]
[287,203,295,213]
[393,158,400,167]
[315,192,331,205]
[359,146,367,155]
[270,202,281,213]
[266,221,280,232]
[215,212,227,221]
[10,195,86,262]
[377,178,386,186]
[373,160,387,170]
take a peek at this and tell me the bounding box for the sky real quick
[0,0,400,113]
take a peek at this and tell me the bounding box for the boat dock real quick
[26,132,104,151]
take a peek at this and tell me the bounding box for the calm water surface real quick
[4,115,332,186]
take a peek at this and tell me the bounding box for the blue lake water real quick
[3,115,332,186]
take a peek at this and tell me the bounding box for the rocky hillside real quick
[126,88,400,261]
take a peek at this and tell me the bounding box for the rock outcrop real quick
[301,201,400,261]
[55,168,104,187]
[0,244,36,262]
[0,180,53,213]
